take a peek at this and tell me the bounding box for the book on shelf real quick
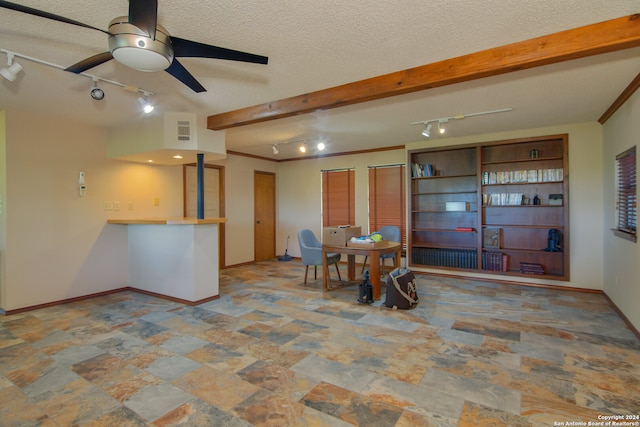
[520,262,545,274]
[411,162,435,177]
[481,168,563,185]
[455,227,474,232]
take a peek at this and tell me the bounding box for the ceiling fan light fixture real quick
[109,19,174,72]
[0,53,23,82]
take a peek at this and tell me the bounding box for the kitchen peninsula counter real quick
[108,217,226,304]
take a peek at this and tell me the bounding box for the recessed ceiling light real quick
[172,155,183,159]
[147,159,154,163]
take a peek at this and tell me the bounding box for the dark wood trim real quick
[599,71,640,124]
[2,288,129,315]
[208,14,640,130]
[228,145,405,163]
[128,288,220,306]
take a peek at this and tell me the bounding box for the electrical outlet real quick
[153,197,159,206]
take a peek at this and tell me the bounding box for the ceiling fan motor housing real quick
[108,17,174,72]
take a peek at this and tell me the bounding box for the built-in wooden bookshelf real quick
[408,134,569,280]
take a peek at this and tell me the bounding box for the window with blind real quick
[322,169,355,226]
[614,146,636,242]
[368,165,406,248]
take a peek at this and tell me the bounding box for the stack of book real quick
[411,162,435,177]
[520,262,545,274]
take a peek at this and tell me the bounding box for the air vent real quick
[177,120,191,142]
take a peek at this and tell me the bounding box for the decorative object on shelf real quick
[445,201,469,212]
[529,149,539,159]
[483,227,501,249]
[549,194,563,205]
[533,194,541,205]
[410,108,513,138]
[544,229,562,252]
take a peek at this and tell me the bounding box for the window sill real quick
[611,229,637,243]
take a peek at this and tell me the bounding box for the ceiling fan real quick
[0,0,268,93]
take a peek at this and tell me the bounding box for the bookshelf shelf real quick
[408,134,569,281]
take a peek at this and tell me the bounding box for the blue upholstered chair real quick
[298,229,342,285]
[362,225,402,275]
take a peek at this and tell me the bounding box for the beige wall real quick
[602,89,640,331]
[0,110,183,311]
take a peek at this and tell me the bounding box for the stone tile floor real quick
[0,260,639,426]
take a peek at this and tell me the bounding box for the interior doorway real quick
[183,164,226,268]
[254,171,276,261]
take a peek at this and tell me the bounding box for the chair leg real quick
[304,265,309,285]
[335,263,341,281]
[361,256,368,274]
[314,265,317,280]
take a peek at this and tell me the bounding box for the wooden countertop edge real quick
[107,218,227,225]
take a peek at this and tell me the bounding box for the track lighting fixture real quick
[421,123,432,138]
[317,142,325,151]
[299,145,306,153]
[411,108,513,138]
[0,52,23,82]
[1,48,154,109]
[272,144,279,155]
[89,78,105,100]
[438,119,447,134]
[137,91,154,113]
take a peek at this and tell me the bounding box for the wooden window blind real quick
[368,165,406,247]
[615,146,636,242]
[322,169,355,227]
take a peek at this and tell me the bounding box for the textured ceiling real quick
[1,1,639,161]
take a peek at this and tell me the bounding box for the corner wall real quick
[1,110,183,311]
[602,89,640,331]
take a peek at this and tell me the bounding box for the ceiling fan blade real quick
[165,59,207,93]
[171,37,268,65]
[65,52,114,74]
[128,0,157,39]
[0,0,110,35]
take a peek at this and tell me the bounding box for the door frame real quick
[183,163,226,268]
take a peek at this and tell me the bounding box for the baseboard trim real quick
[127,287,220,306]
[2,288,129,316]
[601,292,640,341]
[1,287,220,316]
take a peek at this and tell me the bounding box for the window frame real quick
[613,146,636,242]
[322,169,355,227]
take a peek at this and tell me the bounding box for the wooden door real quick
[254,171,276,261]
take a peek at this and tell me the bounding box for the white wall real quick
[1,110,183,311]
[602,89,640,331]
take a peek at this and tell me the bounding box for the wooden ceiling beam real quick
[208,14,640,131]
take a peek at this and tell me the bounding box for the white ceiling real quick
[1,1,639,161]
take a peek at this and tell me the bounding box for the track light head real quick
[90,79,105,100]
[0,53,23,82]
[438,119,447,134]
[317,142,325,151]
[421,123,432,138]
[272,144,279,155]
[137,92,154,113]
[299,145,306,153]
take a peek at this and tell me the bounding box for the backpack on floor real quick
[385,268,418,309]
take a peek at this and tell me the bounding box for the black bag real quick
[385,268,419,309]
